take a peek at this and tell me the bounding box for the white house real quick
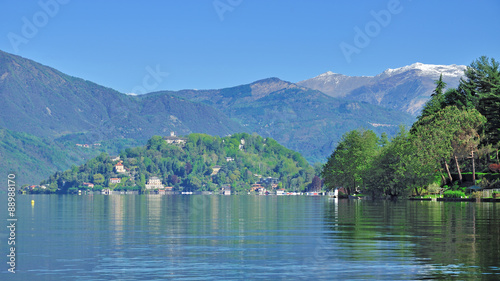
[110,178,121,184]
[145,176,164,190]
[114,162,126,173]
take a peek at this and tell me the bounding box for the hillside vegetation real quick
[36,133,315,194]
[0,127,146,186]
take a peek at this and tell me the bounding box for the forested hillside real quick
[36,133,315,194]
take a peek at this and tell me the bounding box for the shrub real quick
[426,182,441,194]
[443,190,466,198]
[470,191,482,199]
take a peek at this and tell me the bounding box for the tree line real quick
[322,56,500,198]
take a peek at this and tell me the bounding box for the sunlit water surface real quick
[2,195,500,280]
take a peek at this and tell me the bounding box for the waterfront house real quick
[145,176,164,190]
[221,184,231,195]
[251,183,263,191]
[82,182,94,188]
[102,188,112,195]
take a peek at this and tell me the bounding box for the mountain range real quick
[156,78,413,162]
[0,50,243,141]
[298,63,466,115]
[0,49,466,185]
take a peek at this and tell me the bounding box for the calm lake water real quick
[2,195,500,280]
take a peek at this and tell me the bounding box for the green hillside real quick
[35,133,315,194]
[0,128,145,186]
[0,50,244,141]
[0,128,78,185]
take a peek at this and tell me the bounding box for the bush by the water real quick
[443,190,466,198]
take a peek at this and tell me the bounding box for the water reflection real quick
[9,196,500,280]
[323,200,500,279]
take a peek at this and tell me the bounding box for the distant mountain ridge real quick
[160,77,415,162]
[297,63,466,115]
[0,50,244,142]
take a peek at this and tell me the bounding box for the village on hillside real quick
[22,132,325,196]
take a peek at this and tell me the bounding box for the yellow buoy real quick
[31,200,34,205]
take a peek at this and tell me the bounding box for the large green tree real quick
[322,129,379,195]
[419,74,447,120]
[364,127,435,197]
[459,56,500,146]
[411,106,486,184]
[478,87,500,146]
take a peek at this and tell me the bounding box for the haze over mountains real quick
[0,49,465,185]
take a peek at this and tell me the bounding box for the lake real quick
[2,195,500,280]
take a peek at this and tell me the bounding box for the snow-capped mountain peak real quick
[318,71,337,76]
[380,63,466,78]
[297,62,468,116]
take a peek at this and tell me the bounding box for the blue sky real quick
[1,0,499,93]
